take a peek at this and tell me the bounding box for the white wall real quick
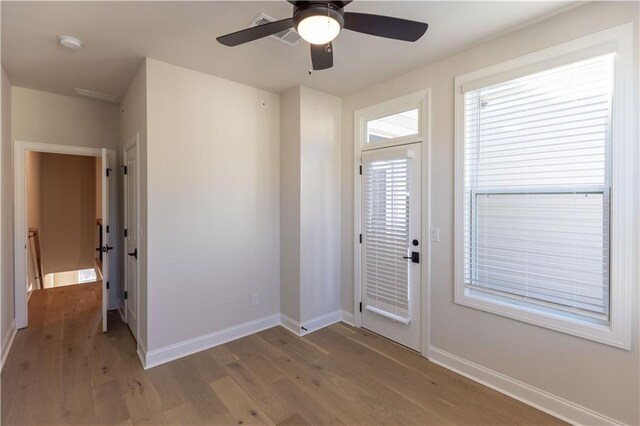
[279,86,342,329]
[119,60,148,347]
[145,58,280,351]
[340,2,639,424]
[279,87,301,323]
[1,68,15,360]
[299,87,341,324]
[11,87,119,149]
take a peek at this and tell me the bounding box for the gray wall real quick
[1,68,14,360]
[145,58,281,351]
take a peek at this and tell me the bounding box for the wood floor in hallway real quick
[1,283,564,425]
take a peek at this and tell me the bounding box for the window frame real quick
[454,23,634,349]
[356,92,426,151]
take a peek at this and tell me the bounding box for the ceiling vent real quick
[250,13,301,46]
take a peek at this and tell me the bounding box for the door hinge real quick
[359,302,362,312]
[124,228,128,237]
[106,281,110,290]
[359,234,362,244]
[106,225,109,233]
[359,165,362,175]
[122,165,128,175]
[106,167,112,177]
[124,291,128,300]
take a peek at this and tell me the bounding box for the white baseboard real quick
[281,310,342,337]
[137,341,147,369]
[142,314,281,369]
[340,309,354,326]
[1,319,17,371]
[300,310,341,336]
[428,346,621,426]
[280,314,301,336]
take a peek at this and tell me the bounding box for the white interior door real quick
[361,143,421,350]
[101,148,111,333]
[124,138,138,340]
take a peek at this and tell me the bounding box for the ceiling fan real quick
[216,1,428,71]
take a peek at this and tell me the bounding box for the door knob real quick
[128,248,137,259]
[102,245,113,253]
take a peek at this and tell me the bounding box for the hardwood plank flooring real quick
[2,283,565,425]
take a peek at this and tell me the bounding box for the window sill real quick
[455,288,630,350]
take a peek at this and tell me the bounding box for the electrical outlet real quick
[251,293,259,306]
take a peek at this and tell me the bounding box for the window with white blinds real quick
[463,54,613,322]
[362,156,411,322]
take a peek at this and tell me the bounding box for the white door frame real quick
[122,133,140,342]
[13,140,103,329]
[353,90,431,356]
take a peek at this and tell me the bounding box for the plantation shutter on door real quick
[463,54,613,321]
[362,154,411,323]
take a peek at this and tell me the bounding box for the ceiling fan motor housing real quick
[293,2,345,34]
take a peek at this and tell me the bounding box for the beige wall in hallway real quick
[40,153,96,275]
[26,151,41,230]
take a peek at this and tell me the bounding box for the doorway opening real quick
[14,141,116,333]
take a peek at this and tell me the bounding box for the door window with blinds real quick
[452,30,637,346]
[363,155,412,322]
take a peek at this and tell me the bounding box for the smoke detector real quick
[59,35,83,50]
[250,13,301,46]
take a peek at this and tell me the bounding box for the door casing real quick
[353,90,431,356]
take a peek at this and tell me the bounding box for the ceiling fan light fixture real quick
[296,15,341,45]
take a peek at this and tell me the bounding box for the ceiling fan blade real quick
[217,18,295,47]
[343,12,428,42]
[311,43,333,71]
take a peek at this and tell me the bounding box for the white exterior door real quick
[124,138,138,340]
[361,143,422,350]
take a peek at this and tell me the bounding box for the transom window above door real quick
[366,108,419,144]
[356,91,428,151]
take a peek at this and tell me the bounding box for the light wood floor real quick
[2,283,564,425]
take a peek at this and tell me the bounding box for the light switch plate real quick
[430,227,440,242]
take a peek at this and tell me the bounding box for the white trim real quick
[141,314,281,369]
[340,309,354,326]
[281,311,342,337]
[13,140,103,329]
[280,314,301,336]
[353,90,431,356]
[453,23,634,349]
[1,319,17,371]
[300,310,341,336]
[137,340,147,369]
[428,346,622,426]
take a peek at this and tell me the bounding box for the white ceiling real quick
[1,1,576,100]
